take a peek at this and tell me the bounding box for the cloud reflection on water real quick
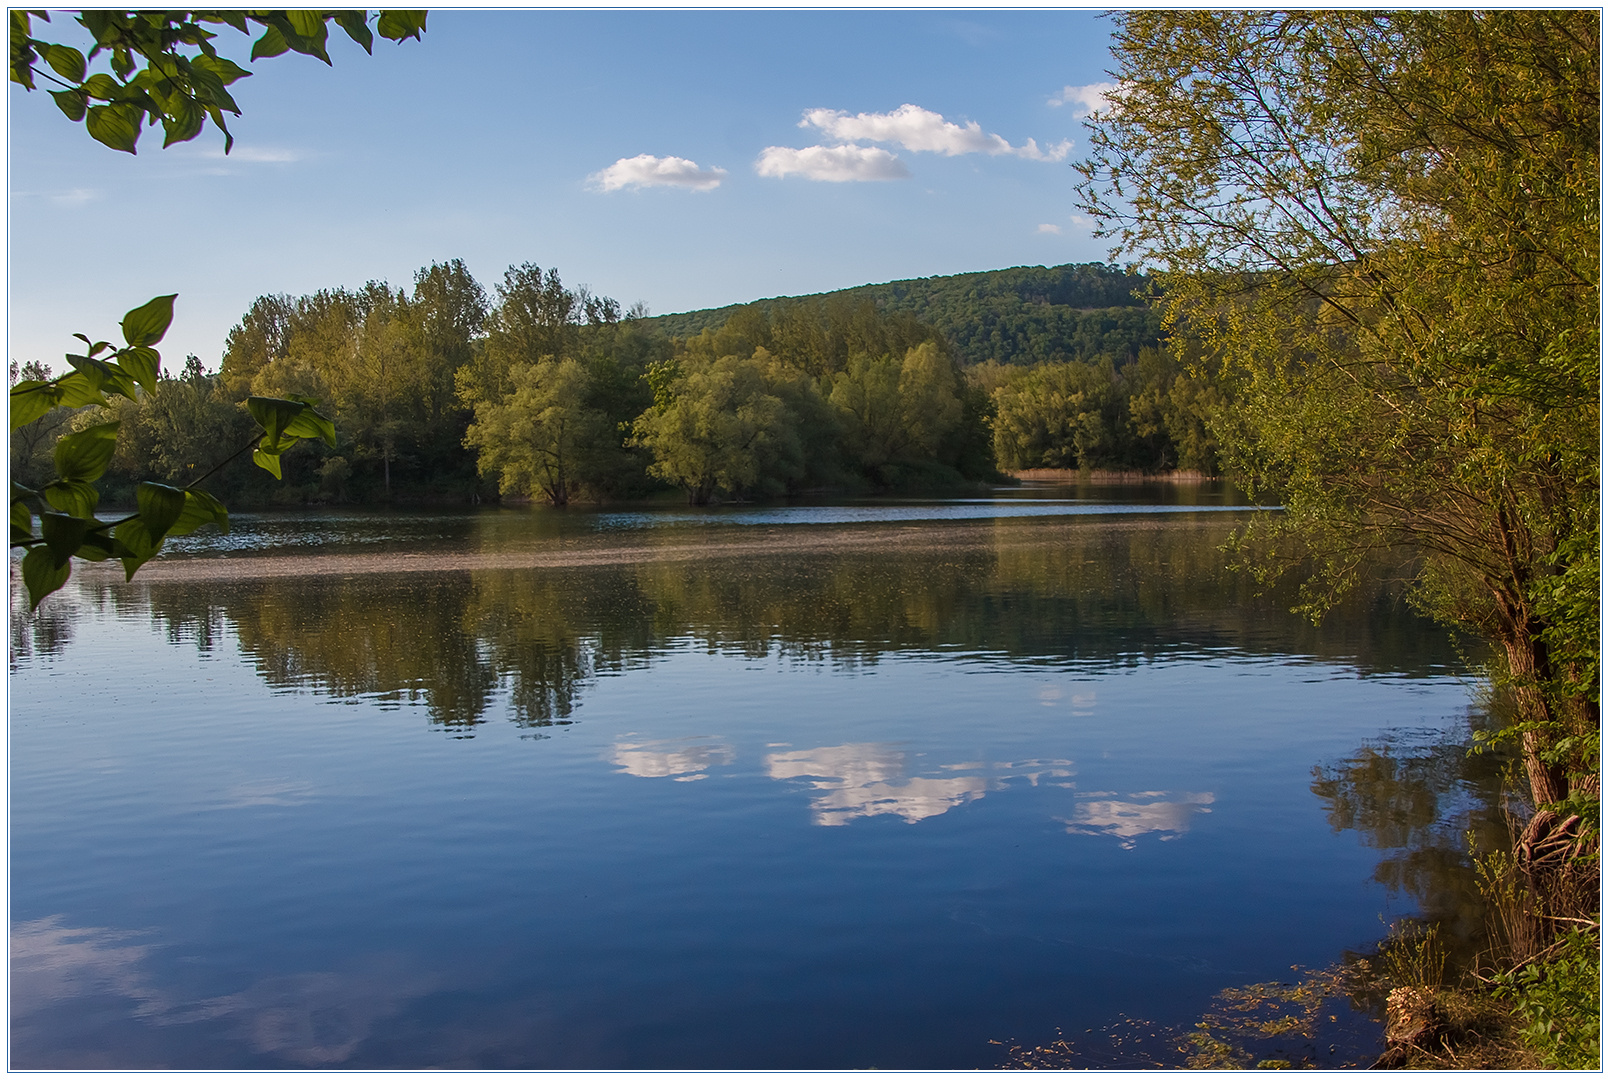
[766,743,988,825]
[1062,791,1215,848]
[10,915,431,1067]
[11,916,167,1021]
[763,744,1076,826]
[610,736,736,781]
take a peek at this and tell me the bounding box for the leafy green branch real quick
[10,296,336,609]
[9,9,426,154]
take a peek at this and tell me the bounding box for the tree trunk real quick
[1501,626,1569,809]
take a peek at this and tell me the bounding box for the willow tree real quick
[829,342,963,483]
[630,350,822,505]
[1077,11,1598,812]
[463,358,619,507]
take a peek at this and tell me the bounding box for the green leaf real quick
[12,14,39,90]
[113,516,161,579]
[42,479,99,518]
[286,11,324,38]
[85,102,141,153]
[44,43,85,82]
[251,23,289,59]
[83,72,118,100]
[121,294,176,347]
[160,95,205,147]
[136,481,186,542]
[252,447,283,479]
[273,11,331,63]
[202,11,249,34]
[21,546,71,609]
[282,402,337,446]
[206,105,235,154]
[76,10,114,44]
[10,382,59,429]
[168,488,230,537]
[333,11,374,53]
[119,345,161,392]
[73,530,118,562]
[50,88,87,122]
[190,53,250,86]
[53,421,119,482]
[53,370,107,409]
[38,511,91,568]
[11,496,34,544]
[377,11,428,41]
[246,395,308,446]
[109,45,135,81]
[67,354,136,401]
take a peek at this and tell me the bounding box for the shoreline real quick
[1010,468,1217,483]
[51,512,1251,585]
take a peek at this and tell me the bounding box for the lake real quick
[9,484,1494,1068]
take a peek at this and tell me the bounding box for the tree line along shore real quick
[10,261,1224,508]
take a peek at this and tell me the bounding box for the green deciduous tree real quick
[630,350,823,505]
[829,341,963,485]
[989,359,1121,472]
[1077,10,1598,808]
[463,357,623,507]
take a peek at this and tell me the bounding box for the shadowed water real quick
[10,488,1487,1068]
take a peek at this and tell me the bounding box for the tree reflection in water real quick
[17,516,1472,737]
[1313,722,1512,954]
[1007,722,1514,1069]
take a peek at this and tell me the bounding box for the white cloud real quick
[199,146,303,163]
[589,153,727,192]
[1016,137,1075,162]
[1037,223,1063,235]
[754,144,909,182]
[47,188,99,206]
[799,103,1069,161]
[233,146,302,163]
[1048,81,1120,118]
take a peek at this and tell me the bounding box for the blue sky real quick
[8,9,1120,371]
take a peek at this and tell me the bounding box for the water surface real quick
[10,488,1483,1068]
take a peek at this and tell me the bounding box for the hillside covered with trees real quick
[644,262,1162,369]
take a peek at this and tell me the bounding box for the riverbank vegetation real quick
[1074,8,1599,1067]
[13,260,1228,508]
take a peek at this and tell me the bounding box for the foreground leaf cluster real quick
[10,8,425,153]
[10,296,335,608]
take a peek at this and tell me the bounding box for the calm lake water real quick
[9,485,1493,1068]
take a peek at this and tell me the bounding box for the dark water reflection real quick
[1314,726,1511,954]
[24,512,1465,733]
[10,496,1490,1069]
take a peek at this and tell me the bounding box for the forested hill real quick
[643,263,1161,368]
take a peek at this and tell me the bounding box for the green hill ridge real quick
[643,263,1163,368]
